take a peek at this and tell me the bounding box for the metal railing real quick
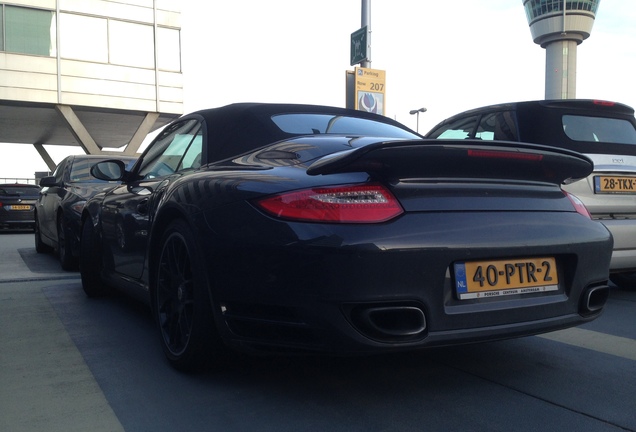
[0,178,39,185]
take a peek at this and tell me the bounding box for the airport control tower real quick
[523,0,600,99]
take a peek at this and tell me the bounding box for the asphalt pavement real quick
[0,231,124,432]
[1,230,635,432]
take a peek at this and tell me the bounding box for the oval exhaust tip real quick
[359,306,427,337]
[583,285,609,313]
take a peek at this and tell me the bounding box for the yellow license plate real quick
[594,176,636,193]
[10,205,31,210]
[454,257,559,300]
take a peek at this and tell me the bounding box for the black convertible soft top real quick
[181,103,419,163]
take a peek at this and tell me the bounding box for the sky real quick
[2,0,636,180]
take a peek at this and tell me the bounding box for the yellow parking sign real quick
[354,67,385,115]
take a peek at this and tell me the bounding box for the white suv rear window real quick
[563,115,636,144]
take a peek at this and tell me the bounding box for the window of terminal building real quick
[60,13,108,63]
[2,5,56,56]
[59,12,180,71]
[109,20,155,68]
[1,4,181,72]
[157,27,181,72]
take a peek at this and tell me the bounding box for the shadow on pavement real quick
[18,248,66,274]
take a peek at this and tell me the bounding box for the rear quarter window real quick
[427,111,518,141]
[477,111,518,141]
[427,115,478,139]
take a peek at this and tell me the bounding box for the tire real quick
[610,272,636,291]
[80,218,110,297]
[152,219,224,372]
[58,216,78,271]
[34,214,52,254]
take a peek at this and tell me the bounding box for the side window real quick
[476,111,518,141]
[427,115,478,139]
[176,131,203,171]
[138,119,202,179]
[53,158,67,183]
[70,158,96,182]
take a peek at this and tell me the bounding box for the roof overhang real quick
[0,100,180,149]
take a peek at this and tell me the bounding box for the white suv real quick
[426,99,636,289]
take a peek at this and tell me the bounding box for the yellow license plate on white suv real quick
[454,257,559,300]
[594,176,636,193]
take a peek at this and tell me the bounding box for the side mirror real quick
[39,176,58,187]
[91,160,127,181]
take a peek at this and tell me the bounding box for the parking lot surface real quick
[1,231,635,431]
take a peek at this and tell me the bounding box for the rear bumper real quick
[220,285,609,355]
[596,218,636,272]
[0,217,35,228]
[0,209,35,227]
[0,222,35,228]
[203,210,613,354]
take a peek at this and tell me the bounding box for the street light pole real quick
[409,107,427,133]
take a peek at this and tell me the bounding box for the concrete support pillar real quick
[33,144,57,172]
[123,112,160,156]
[55,105,102,155]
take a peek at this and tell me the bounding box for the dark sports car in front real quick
[35,154,136,270]
[80,103,613,372]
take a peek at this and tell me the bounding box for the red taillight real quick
[467,149,543,161]
[593,100,615,107]
[254,183,404,223]
[564,190,591,219]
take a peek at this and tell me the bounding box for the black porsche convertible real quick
[80,103,613,371]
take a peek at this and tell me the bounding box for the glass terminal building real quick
[0,1,183,174]
[522,0,600,99]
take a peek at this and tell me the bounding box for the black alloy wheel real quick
[58,216,78,270]
[153,219,223,372]
[80,219,109,297]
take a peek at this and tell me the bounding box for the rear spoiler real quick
[307,139,593,185]
[539,99,635,115]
